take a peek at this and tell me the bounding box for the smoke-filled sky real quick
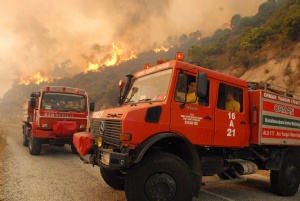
[0,0,265,98]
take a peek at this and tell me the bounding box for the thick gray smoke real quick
[0,0,265,97]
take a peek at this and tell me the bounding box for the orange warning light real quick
[175,52,183,61]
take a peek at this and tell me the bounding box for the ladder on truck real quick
[247,81,300,99]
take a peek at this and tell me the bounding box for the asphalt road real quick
[0,124,299,201]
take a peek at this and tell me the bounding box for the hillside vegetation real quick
[0,0,299,122]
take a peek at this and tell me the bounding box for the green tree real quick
[239,16,254,29]
[187,45,202,64]
[179,34,188,45]
[230,14,241,30]
[281,12,300,41]
[257,0,278,19]
[189,30,202,40]
[227,43,240,57]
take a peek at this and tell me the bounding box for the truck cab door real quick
[213,83,250,147]
[170,73,214,146]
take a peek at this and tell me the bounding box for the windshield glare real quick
[41,93,86,112]
[125,69,172,103]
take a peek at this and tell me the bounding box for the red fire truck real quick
[74,53,300,200]
[22,86,94,155]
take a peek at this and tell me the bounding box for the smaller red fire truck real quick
[74,53,300,201]
[22,86,94,155]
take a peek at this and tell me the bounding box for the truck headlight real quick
[79,124,86,129]
[41,124,48,127]
[97,137,103,147]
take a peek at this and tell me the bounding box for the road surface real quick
[0,124,299,201]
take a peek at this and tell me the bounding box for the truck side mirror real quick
[89,102,95,112]
[196,72,208,98]
[132,87,138,94]
[30,98,36,108]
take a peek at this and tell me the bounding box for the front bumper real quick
[98,148,130,169]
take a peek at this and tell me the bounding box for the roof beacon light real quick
[75,89,79,93]
[176,52,183,61]
[46,86,50,91]
[119,80,125,88]
[62,87,66,92]
[144,63,151,69]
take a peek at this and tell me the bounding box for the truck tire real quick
[125,152,195,201]
[22,126,29,147]
[100,168,125,190]
[28,132,42,155]
[270,153,300,196]
[23,133,29,147]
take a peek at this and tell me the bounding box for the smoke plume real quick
[0,0,265,97]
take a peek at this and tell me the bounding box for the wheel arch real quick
[287,146,300,157]
[23,122,31,133]
[30,122,37,136]
[265,146,300,170]
[286,146,300,167]
[131,132,201,177]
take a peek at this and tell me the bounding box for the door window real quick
[175,73,210,106]
[217,83,243,112]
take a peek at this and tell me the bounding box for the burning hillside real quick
[18,42,175,85]
[86,43,138,73]
[18,43,138,85]
[19,72,55,85]
[153,46,173,53]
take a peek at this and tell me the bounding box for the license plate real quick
[101,152,110,166]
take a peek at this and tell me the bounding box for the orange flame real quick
[153,46,172,53]
[227,20,232,30]
[86,43,137,73]
[104,43,122,66]
[87,62,99,72]
[19,72,54,85]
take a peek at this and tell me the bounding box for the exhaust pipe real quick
[226,159,258,175]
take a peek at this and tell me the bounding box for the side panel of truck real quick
[249,90,300,145]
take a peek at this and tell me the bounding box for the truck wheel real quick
[22,127,29,147]
[28,132,41,155]
[125,152,195,201]
[270,153,300,196]
[23,133,29,147]
[100,168,125,190]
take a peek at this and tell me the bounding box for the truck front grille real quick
[90,119,122,147]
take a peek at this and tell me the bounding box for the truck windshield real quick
[41,93,86,112]
[125,69,172,104]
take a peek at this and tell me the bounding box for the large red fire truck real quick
[22,86,94,155]
[74,53,300,200]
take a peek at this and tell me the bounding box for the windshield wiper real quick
[138,98,152,102]
[124,100,135,103]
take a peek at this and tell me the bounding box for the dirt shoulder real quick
[0,125,7,159]
[0,128,6,196]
